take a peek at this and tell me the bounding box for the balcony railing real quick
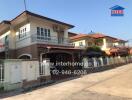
[31,34,73,46]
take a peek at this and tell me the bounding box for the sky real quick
[0,0,132,41]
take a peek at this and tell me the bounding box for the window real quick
[24,28,27,36]
[79,42,83,46]
[18,27,27,39]
[45,29,47,37]
[37,27,51,40]
[88,42,93,46]
[37,27,40,39]
[73,43,75,46]
[41,28,44,36]
[37,27,40,36]
[48,29,51,37]
[41,28,44,39]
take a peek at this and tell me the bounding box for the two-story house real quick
[70,33,128,56]
[0,11,81,63]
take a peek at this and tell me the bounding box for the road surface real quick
[1,64,132,100]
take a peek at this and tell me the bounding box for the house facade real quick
[0,11,81,63]
[70,33,128,56]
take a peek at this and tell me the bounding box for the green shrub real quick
[85,46,102,52]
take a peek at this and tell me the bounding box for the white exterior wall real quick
[30,20,58,44]
[4,60,22,84]
[73,40,86,48]
[101,38,107,50]
[114,42,119,46]
[64,29,69,44]
[41,60,51,76]
[82,57,89,68]
[4,60,40,84]
[30,19,69,45]
[0,18,71,51]
[113,42,125,47]
[9,29,16,50]
[21,61,39,81]
[64,29,68,39]
[15,23,32,49]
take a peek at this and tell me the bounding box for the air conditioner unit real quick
[59,28,64,33]
[53,25,64,33]
[53,25,59,32]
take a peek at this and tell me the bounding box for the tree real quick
[83,46,107,57]
[85,45,102,52]
[95,38,103,46]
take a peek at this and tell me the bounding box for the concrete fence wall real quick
[82,56,132,69]
[0,59,51,91]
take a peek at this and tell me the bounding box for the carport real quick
[39,46,82,80]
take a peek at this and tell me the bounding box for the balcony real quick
[31,34,73,47]
[15,33,74,49]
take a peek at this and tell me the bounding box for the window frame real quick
[79,42,83,46]
[37,27,51,40]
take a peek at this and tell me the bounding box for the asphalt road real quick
[1,64,132,100]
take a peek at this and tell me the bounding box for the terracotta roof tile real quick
[70,33,106,40]
[70,34,88,40]
[70,33,127,42]
[88,33,106,38]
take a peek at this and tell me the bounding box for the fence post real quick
[43,59,51,76]
[93,58,97,67]
[99,57,104,66]
[82,57,89,68]
[106,57,110,65]
[0,64,4,83]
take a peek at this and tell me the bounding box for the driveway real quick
[1,64,132,100]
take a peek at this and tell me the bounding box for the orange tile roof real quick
[114,39,127,42]
[110,47,129,53]
[129,48,132,54]
[70,34,89,40]
[88,33,106,38]
[70,33,126,43]
[70,33,108,40]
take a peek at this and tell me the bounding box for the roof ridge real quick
[1,10,74,28]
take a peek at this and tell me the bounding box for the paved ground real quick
[1,64,132,100]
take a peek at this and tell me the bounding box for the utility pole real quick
[23,0,29,22]
[24,0,27,11]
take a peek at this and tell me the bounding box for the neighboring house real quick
[70,34,95,48]
[0,10,81,62]
[129,48,132,55]
[70,33,128,56]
